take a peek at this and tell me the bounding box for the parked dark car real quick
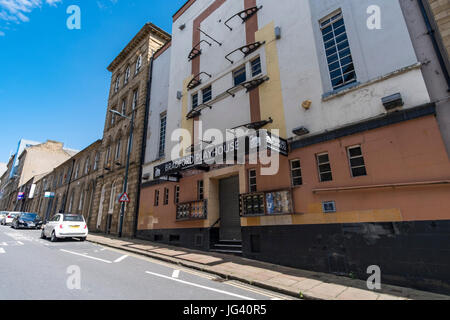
[12,213,43,230]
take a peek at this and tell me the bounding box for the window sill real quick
[322,81,360,100]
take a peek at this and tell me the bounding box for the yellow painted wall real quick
[255,22,287,138]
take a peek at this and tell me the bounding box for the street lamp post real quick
[109,108,135,238]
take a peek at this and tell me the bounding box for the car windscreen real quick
[63,215,84,222]
[10,213,19,217]
[21,213,39,220]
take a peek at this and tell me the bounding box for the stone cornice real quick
[107,23,171,72]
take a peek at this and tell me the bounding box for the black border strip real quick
[290,103,436,151]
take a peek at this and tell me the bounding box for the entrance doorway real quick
[219,176,241,241]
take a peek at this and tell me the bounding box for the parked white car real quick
[1,212,20,226]
[41,214,88,242]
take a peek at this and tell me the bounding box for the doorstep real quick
[86,233,450,301]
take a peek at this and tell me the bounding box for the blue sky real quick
[0,0,185,162]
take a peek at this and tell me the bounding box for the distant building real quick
[0,140,78,212]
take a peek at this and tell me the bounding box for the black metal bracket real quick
[187,72,212,91]
[224,6,263,31]
[225,87,236,98]
[225,41,265,64]
[231,117,273,131]
[186,103,213,120]
[198,28,222,46]
[188,40,211,61]
[241,76,269,92]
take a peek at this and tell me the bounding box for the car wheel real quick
[50,231,58,242]
[80,237,86,242]
[40,229,46,239]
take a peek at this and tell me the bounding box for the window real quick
[347,145,367,177]
[109,183,117,214]
[163,188,169,205]
[174,185,180,204]
[248,169,257,192]
[78,190,84,211]
[74,163,79,180]
[317,153,333,182]
[290,159,303,186]
[94,153,100,171]
[132,90,139,109]
[124,66,130,84]
[110,109,116,126]
[114,76,120,93]
[154,190,160,206]
[84,157,90,175]
[115,140,122,161]
[197,180,204,200]
[192,93,198,109]
[159,114,167,158]
[135,55,142,74]
[121,99,126,115]
[68,194,74,212]
[322,201,337,213]
[320,11,356,90]
[233,65,247,86]
[105,146,111,166]
[202,86,212,103]
[251,57,262,77]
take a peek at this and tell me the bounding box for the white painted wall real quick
[160,0,431,167]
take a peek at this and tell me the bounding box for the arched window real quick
[93,153,99,171]
[108,182,117,214]
[84,157,90,175]
[78,189,85,212]
[124,66,130,84]
[115,139,122,161]
[135,55,142,74]
[68,192,74,213]
[114,75,120,93]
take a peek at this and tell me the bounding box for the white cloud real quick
[0,0,62,33]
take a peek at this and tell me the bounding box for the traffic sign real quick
[119,192,130,203]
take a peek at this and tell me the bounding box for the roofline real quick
[173,0,196,22]
[107,23,171,72]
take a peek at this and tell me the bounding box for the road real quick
[0,226,294,300]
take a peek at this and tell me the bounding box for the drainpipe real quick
[133,50,156,238]
[417,0,450,91]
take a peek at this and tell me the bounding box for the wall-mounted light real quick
[143,173,150,181]
[179,24,186,31]
[275,26,281,40]
[177,91,183,100]
[382,93,404,111]
[292,126,310,136]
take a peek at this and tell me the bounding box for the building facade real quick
[88,23,171,237]
[0,140,77,213]
[137,0,450,294]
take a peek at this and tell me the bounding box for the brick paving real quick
[87,233,450,300]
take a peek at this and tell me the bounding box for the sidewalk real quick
[87,233,449,300]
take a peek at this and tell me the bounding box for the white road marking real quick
[1,242,7,246]
[17,241,24,245]
[172,270,180,278]
[60,249,113,264]
[0,248,5,254]
[114,255,129,263]
[145,271,255,300]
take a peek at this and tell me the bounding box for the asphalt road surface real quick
[0,226,295,300]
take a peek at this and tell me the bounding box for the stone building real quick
[89,23,171,237]
[21,140,102,222]
[0,140,77,212]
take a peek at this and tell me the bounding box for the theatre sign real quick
[154,130,288,179]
